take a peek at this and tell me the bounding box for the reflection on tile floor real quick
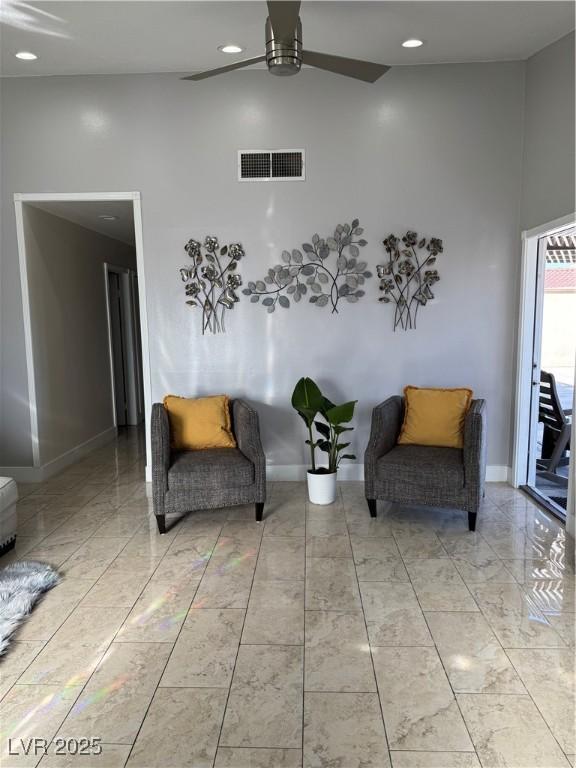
[1,429,574,767]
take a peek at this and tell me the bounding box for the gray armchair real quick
[364,396,486,531]
[152,399,266,533]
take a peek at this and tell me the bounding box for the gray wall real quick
[21,205,136,465]
[521,32,575,231]
[1,64,527,470]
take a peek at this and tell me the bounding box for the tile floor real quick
[0,429,574,767]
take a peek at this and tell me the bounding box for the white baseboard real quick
[266,464,364,481]
[485,465,512,482]
[10,456,511,487]
[40,426,118,480]
[0,465,43,483]
[0,427,117,484]
[268,464,512,483]
[268,464,511,482]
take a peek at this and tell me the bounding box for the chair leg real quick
[0,537,16,557]
[367,498,377,518]
[156,514,166,534]
[468,511,477,532]
[255,502,264,522]
[547,425,571,475]
[541,424,556,461]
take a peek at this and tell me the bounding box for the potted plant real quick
[291,377,357,505]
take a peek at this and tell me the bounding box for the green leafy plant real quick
[291,377,357,474]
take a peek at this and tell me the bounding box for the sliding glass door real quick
[524,230,575,520]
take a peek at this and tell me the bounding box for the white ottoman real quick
[0,477,18,555]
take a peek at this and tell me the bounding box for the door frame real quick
[104,262,144,427]
[13,191,152,472]
[512,211,576,487]
[104,264,128,427]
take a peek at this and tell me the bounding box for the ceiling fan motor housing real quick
[265,17,302,75]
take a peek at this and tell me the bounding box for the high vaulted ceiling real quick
[1,1,574,78]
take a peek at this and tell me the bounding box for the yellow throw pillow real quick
[163,394,237,451]
[398,386,473,449]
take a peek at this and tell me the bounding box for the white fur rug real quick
[0,561,60,654]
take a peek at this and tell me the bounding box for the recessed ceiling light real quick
[402,39,423,49]
[98,214,118,221]
[15,51,38,60]
[218,44,244,54]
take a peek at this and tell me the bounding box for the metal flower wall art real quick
[242,219,371,314]
[180,237,244,334]
[377,231,443,331]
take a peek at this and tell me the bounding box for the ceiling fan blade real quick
[267,1,301,40]
[182,55,267,81]
[302,50,390,83]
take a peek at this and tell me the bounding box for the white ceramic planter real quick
[307,470,337,505]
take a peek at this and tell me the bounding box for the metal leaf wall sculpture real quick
[242,219,371,314]
[180,236,244,334]
[377,231,443,331]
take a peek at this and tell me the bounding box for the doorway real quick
[14,192,151,479]
[514,215,576,522]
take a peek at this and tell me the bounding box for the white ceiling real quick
[1,1,574,77]
[27,200,136,245]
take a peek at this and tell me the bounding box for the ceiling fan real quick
[183,1,390,83]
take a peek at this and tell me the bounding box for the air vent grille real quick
[238,150,305,181]
[272,152,303,179]
[240,152,271,180]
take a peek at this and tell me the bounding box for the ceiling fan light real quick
[15,51,38,60]
[218,44,244,54]
[402,39,423,48]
